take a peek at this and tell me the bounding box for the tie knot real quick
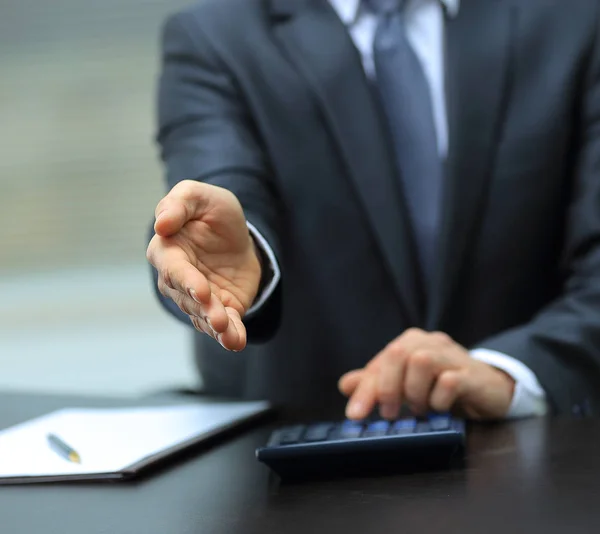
[364,0,405,15]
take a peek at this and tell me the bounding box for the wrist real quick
[495,367,516,407]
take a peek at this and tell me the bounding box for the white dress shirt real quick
[247,0,548,418]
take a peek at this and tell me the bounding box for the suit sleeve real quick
[476,15,600,416]
[151,12,282,341]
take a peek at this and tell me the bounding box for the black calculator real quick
[256,414,466,480]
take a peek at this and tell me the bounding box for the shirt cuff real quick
[470,348,548,419]
[246,221,281,316]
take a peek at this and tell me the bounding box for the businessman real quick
[147,0,600,419]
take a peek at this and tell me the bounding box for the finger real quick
[338,370,364,397]
[201,292,230,334]
[346,372,378,420]
[189,315,216,338]
[404,350,437,416]
[216,307,247,352]
[163,287,205,320]
[190,308,244,352]
[154,180,209,236]
[377,352,405,420]
[430,331,453,346]
[149,238,211,304]
[429,370,465,413]
[163,285,229,335]
[392,327,430,354]
[375,329,428,369]
[228,308,247,350]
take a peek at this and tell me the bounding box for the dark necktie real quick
[365,0,443,290]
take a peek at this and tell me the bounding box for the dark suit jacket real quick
[152,0,600,415]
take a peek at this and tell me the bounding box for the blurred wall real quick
[0,0,198,397]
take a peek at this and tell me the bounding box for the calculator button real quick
[415,421,431,433]
[278,425,306,445]
[304,423,334,442]
[429,416,451,431]
[363,421,390,437]
[266,430,285,446]
[336,421,363,439]
[390,418,416,435]
[451,419,466,432]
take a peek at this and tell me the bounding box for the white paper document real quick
[0,401,270,482]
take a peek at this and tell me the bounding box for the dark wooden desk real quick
[1,391,599,534]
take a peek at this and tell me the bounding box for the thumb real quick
[154,201,188,237]
[154,180,209,237]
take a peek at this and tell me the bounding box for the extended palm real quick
[168,201,260,312]
[147,181,262,351]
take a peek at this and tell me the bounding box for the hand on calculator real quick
[339,328,515,421]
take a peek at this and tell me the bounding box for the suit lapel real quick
[270,0,424,324]
[428,0,516,328]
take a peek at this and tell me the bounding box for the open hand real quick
[146,180,262,351]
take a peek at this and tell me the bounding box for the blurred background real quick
[0,0,198,397]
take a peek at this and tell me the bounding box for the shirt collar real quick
[330,0,460,25]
